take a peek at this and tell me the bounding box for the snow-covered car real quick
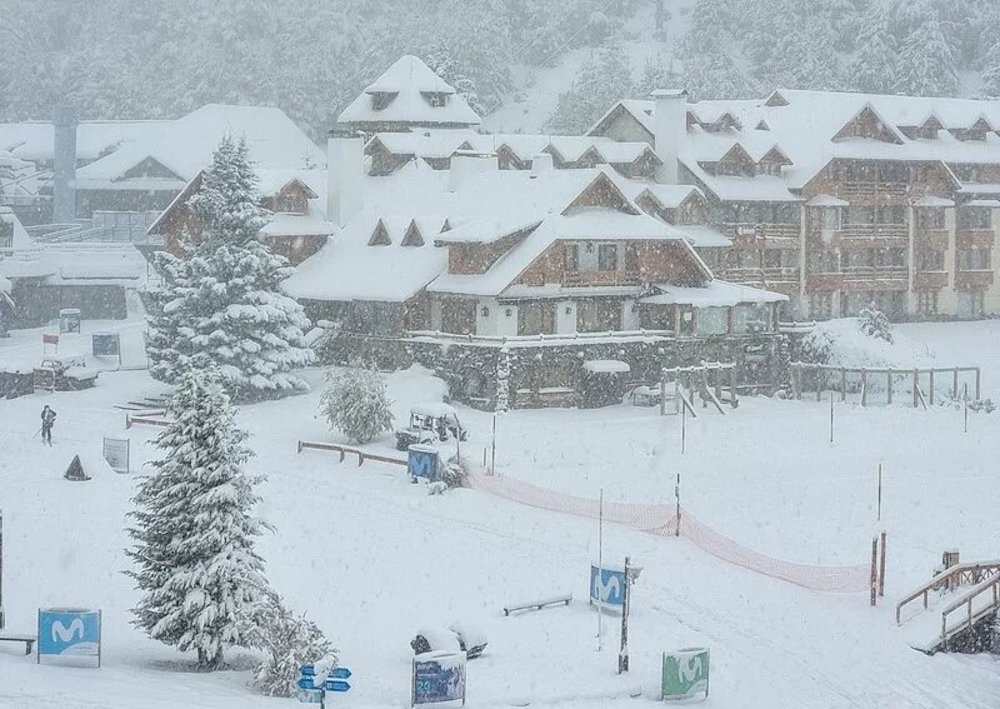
[410,622,487,659]
[34,355,100,391]
[394,402,468,451]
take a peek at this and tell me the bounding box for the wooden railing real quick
[296,440,406,467]
[562,269,639,287]
[841,266,908,280]
[839,181,908,198]
[791,363,981,407]
[836,224,908,241]
[938,572,1000,647]
[956,228,995,249]
[721,222,800,240]
[956,269,995,289]
[914,228,950,250]
[895,560,1000,624]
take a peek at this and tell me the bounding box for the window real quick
[368,220,391,246]
[878,163,908,183]
[698,307,729,335]
[959,208,992,229]
[959,249,991,270]
[807,250,839,274]
[810,293,833,320]
[577,300,622,333]
[915,208,945,230]
[821,208,840,230]
[370,91,396,110]
[564,244,579,272]
[876,205,906,225]
[678,306,695,336]
[917,250,945,271]
[0,220,12,249]
[763,250,782,269]
[598,244,618,271]
[957,290,985,318]
[772,204,800,225]
[422,92,448,107]
[916,291,938,316]
[846,205,874,224]
[518,302,556,336]
[733,303,772,334]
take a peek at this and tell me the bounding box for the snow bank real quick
[803,318,939,369]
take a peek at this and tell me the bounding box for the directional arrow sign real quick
[297,677,317,689]
[329,666,352,680]
[325,679,351,693]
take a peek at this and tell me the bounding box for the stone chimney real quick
[529,153,553,179]
[326,128,364,228]
[652,89,687,185]
[52,105,78,223]
[449,150,497,193]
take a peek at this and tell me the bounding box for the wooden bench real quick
[503,594,572,617]
[0,633,36,655]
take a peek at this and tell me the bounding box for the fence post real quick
[929,369,935,406]
[816,366,822,402]
[841,368,846,402]
[870,536,879,607]
[912,369,919,408]
[861,369,868,407]
[879,531,887,598]
[791,364,800,399]
[887,370,893,405]
[953,368,958,399]
[975,368,981,400]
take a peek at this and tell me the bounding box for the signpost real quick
[589,564,626,612]
[92,332,122,367]
[42,333,59,354]
[661,648,710,701]
[37,608,102,667]
[298,664,352,707]
[412,651,466,706]
[102,437,130,474]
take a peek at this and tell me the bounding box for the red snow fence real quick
[465,473,869,594]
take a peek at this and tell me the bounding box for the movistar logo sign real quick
[51,618,85,643]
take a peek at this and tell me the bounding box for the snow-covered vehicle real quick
[410,622,487,659]
[34,355,100,391]
[394,402,468,451]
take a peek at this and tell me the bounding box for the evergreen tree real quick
[545,43,634,134]
[980,41,1000,97]
[319,366,395,444]
[240,595,337,697]
[893,18,960,96]
[636,55,679,98]
[425,43,485,115]
[145,136,313,402]
[848,8,899,94]
[126,368,271,670]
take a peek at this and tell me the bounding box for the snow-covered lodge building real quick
[588,89,1000,321]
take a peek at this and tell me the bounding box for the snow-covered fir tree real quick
[858,304,894,343]
[981,41,1000,97]
[319,366,394,444]
[240,595,337,697]
[893,18,960,96]
[636,55,679,98]
[848,8,899,94]
[145,135,313,402]
[125,368,271,670]
[546,43,634,134]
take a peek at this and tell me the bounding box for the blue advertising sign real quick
[589,564,626,610]
[408,445,440,482]
[412,651,466,706]
[37,608,102,666]
[92,332,120,357]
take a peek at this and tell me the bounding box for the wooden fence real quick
[296,440,407,467]
[790,363,981,408]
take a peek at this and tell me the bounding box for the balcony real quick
[806,273,843,291]
[914,228,950,251]
[562,269,639,287]
[956,229,995,250]
[721,222,800,243]
[723,266,801,284]
[838,181,909,199]
[836,224,909,245]
[956,269,995,289]
[841,267,908,290]
[913,271,949,289]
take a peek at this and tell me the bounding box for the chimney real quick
[326,128,364,228]
[652,89,687,185]
[449,150,497,193]
[529,152,553,179]
[52,105,78,223]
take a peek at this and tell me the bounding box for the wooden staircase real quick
[895,560,1000,654]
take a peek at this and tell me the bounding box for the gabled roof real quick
[338,55,480,128]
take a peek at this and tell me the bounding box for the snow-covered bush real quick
[858,304,894,343]
[438,458,467,490]
[125,368,271,670]
[240,595,337,697]
[145,135,313,402]
[319,366,394,444]
[797,327,835,365]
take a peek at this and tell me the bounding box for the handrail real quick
[895,560,1000,624]
[939,572,1000,645]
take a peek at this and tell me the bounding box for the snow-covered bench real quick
[502,594,572,616]
[0,632,35,655]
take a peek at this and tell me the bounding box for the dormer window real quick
[421,92,449,108]
[370,92,397,111]
[401,220,424,247]
[368,219,392,246]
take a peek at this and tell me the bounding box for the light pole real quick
[618,556,642,674]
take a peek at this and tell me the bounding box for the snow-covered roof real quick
[582,359,631,374]
[370,130,480,159]
[965,199,1000,207]
[675,225,731,248]
[640,280,788,307]
[0,120,172,163]
[337,56,480,128]
[75,105,323,189]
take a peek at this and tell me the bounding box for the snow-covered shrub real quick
[125,368,271,670]
[797,327,835,364]
[319,366,394,444]
[240,595,337,697]
[858,304,894,343]
[438,458,467,490]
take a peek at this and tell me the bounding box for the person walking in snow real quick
[40,404,57,446]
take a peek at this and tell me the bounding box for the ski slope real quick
[1,318,1000,707]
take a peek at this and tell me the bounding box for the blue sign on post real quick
[37,608,102,666]
[92,332,120,357]
[412,651,466,706]
[408,445,440,482]
[298,665,352,705]
[589,565,626,611]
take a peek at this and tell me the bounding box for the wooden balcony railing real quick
[722,266,801,283]
[562,269,639,287]
[956,228,995,250]
[914,271,949,289]
[956,269,995,289]
[914,228,950,251]
[836,224,909,241]
[721,222,800,241]
[839,181,909,198]
[842,266,908,280]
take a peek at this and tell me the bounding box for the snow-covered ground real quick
[2,316,1000,708]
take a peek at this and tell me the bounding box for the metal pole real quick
[877,463,882,523]
[619,556,630,674]
[491,413,497,474]
[870,536,878,607]
[597,488,603,651]
[675,473,681,538]
[681,399,686,455]
[964,383,969,434]
[829,393,834,444]
[879,531,887,598]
